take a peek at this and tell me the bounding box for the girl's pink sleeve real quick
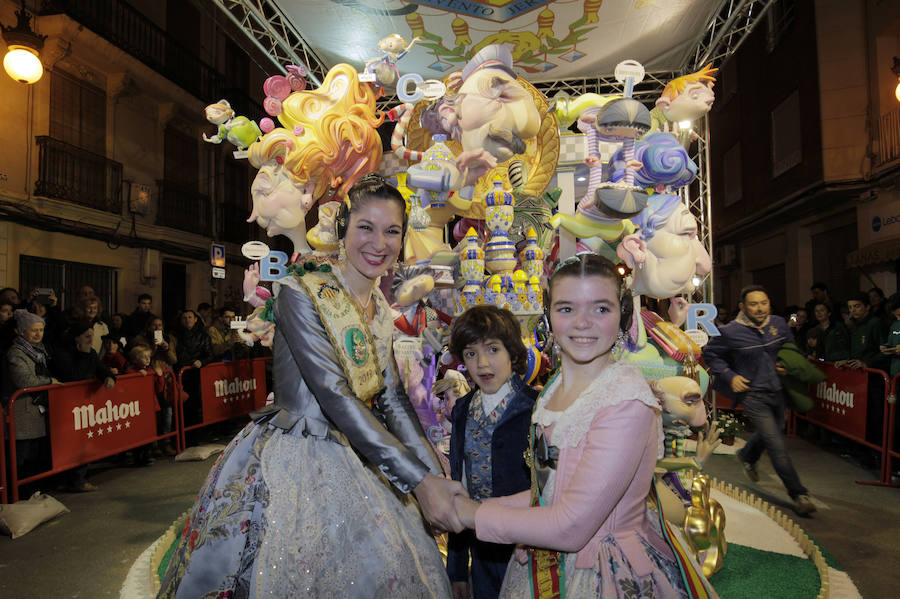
[480,489,531,509]
[474,400,655,552]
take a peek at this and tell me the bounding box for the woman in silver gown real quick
[158,176,459,598]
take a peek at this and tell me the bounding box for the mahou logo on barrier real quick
[214,376,258,403]
[200,360,267,420]
[807,363,868,440]
[49,375,158,471]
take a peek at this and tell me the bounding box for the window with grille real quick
[50,69,106,155]
[19,255,117,314]
[771,90,802,178]
[160,127,209,234]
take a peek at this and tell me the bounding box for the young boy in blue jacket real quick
[446,305,537,599]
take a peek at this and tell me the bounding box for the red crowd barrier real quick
[880,374,900,488]
[3,372,181,503]
[1,415,6,504]
[177,358,270,447]
[790,361,891,486]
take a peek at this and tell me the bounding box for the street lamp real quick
[1,3,46,84]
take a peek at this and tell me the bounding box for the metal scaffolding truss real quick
[681,119,715,303]
[214,0,779,304]
[209,0,329,86]
[683,0,778,72]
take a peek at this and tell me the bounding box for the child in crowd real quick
[452,254,717,598]
[128,344,177,458]
[101,335,127,374]
[446,305,538,599]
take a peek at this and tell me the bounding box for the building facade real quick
[709,0,900,314]
[0,0,277,324]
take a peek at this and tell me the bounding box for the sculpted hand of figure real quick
[695,425,721,464]
[668,296,690,327]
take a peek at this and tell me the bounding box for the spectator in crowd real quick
[175,310,213,370]
[837,293,885,371]
[0,300,16,353]
[53,322,116,388]
[804,282,833,317]
[2,310,55,480]
[197,302,213,327]
[72,296,109,355]
[175,309,213,428]
[881,296,900,379]
[786,306,810,353]
[838,292,888,455]
[207,307,246,361]
[806,303,850,362]
[702,285,816,515]
[128,344,177,457]
[131,315,178,368]
[123,294,154,340]
[838,301,853,329]
[868,287,891,331]
[108,312,128,344]
[124,344,160,466]
[27,289,67,356]
[100,335,127,374]
[714,303,731,327]
[0,287,21,308]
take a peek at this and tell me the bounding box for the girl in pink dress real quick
[453,254,717,599]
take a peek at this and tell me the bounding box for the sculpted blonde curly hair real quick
[248,64,384,201]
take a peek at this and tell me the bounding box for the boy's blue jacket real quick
[446,373,537,586]
[702,314,794,402]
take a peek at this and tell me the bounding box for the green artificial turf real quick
[157,535,179,582]
[709,543,821,599]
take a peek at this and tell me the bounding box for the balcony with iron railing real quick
[157,181,211,237]
[877,109,900,169]
[41,0,226,103]
[34,136,123,213]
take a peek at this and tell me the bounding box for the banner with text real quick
[199,359,267,423]
[805,362,868,440]
[48,374,159,471]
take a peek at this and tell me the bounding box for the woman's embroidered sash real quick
[295,270,384,407]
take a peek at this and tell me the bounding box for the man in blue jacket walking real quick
[703,285,816,516]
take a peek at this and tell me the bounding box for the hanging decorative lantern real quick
[451,17,470,47]
[536,8,555,40]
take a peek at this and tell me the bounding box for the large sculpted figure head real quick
[421,45,540,163]
[655,63,717,124]
[616,194,712,298]
[246,64,383,253]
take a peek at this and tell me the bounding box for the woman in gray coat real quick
[3,309,54,477]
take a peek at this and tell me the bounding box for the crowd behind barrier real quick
[1,358,271,503]
[177,358,270,448]
[717,360,897,486]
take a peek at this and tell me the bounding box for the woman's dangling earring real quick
[338,239,347,263]
[612,330,626,360]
